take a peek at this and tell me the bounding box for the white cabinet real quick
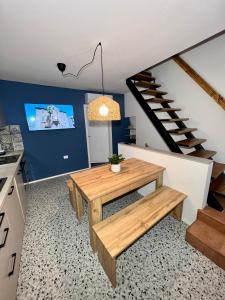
[0,179,24,300]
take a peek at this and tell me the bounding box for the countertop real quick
[0,150,24,208]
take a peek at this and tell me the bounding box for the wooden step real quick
[152,108,181,112]
[131,73,155,82]
[136,81,161,89]
[210,173,225,196]
[167,128,198,135]
[160,118,189,123]
[141,71,152,77]
[93,186,186,258]
[212,162,225,179]
[176,138,206,148]
[146,98,174,104]
[186,220,225,270]
[188,150,217,159]
[197,207,225,234]
[141,89,167,96]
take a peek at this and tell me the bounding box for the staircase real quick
[126,70,225,270]
[126,71,225,211]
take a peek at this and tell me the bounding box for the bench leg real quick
[96,236,116,288]
[73,185,84,223]
[88,198,102,252]
[156,172,163,189]
[170,202,183,221]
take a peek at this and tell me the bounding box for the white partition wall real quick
[118,143,213,225]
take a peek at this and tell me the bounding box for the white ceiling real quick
[1,0,225,93]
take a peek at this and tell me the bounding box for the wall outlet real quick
[63,155,69,159]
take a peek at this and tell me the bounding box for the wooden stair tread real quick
[152,108,181,112]
[131,73,155,82]
[176,138,206,148]
[197,207,225,234]
[160,118,189,123]
[136,81,161,88]
[141,89,167,96]
[210,173,225,196]
[93,186,186,258]
[188,150,217,159]
[186,220,225,270]
[167,128,197,135]
[141,71,152,77]
[212,162,225,179]
[146,98,174,104]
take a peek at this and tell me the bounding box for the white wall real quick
[119,143,213,225]
[125,92,169,150]
[125,34,225,162]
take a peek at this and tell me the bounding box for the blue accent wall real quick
[0,80,127,181]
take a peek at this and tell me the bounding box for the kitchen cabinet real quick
[0,179,24,300]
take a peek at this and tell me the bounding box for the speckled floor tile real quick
[17,177,225,300]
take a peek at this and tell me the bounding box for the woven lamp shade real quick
[88,95,121,121]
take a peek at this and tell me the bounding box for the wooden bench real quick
[67,179,84,223]
[92,186,186,287]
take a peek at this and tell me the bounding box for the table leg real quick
[73,183,84,223]
[88,198,102,252]
[156,172,163,189]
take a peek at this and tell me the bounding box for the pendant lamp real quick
[57,42,121,121]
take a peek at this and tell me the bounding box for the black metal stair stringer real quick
[126,78,183,154]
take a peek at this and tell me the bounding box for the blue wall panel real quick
[0,80,126,181]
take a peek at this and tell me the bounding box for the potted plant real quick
[108,154,125,173]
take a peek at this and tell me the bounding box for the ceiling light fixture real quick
[57,42,121,121]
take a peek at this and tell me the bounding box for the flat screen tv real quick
[24,103,75,131]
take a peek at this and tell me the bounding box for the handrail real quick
[173,55,225,111]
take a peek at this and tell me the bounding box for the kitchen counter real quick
[0,150,24,208]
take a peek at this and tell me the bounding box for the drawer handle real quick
[0,212,5,227]
[0,227,9,248]
[8,253,16,277]
[8,186,14,195]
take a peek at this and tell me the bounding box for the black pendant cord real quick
[60,42,105,95]
[100,43,105,95]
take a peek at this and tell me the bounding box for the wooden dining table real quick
[70,158,165,251]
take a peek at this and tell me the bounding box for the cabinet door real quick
[4,182,24,247]
[0,208,21,300]
[14,170,27,221]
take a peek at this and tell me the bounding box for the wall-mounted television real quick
[24,103,75,131]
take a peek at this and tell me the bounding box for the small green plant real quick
[108,154,125,165]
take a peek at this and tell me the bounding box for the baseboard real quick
[181,217,192,225]
[25,167,90,185]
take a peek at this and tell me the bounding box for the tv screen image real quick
[24,104,75,131]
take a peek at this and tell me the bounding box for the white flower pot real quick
[111,163,121,173]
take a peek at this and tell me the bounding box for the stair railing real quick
[173,55,225,111]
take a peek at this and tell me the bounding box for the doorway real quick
[84,103,113,168]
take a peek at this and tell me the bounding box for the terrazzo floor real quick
[17,177,225,300]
